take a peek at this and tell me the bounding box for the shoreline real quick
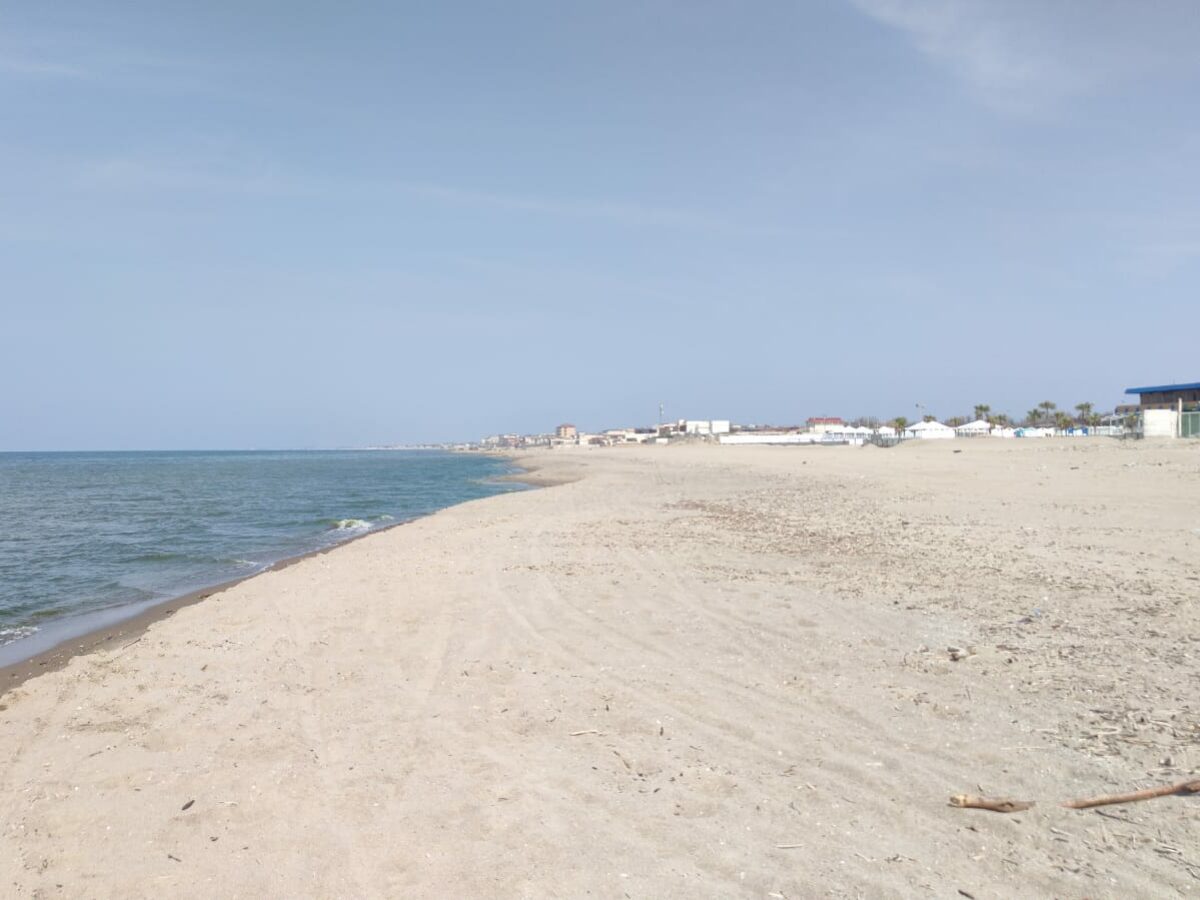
[0,518,414,694]
[0,455,544,694]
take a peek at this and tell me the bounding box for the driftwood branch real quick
[950,779,1200,814]
[949,794,1034,813]
[1062,779,1200,810]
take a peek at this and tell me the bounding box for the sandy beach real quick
[2,440,1198,898]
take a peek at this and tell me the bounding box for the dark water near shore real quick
[0,450,521,649]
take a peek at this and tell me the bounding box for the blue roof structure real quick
[1125,382,1200,394]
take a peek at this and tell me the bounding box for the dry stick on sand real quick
[949,779,1200,814]
[949,795,1034,813]
[1062,779,1200,810]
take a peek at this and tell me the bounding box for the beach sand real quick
[2,440,1197,898]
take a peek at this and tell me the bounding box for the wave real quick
[0,625,37,646]
[329,519,372,533]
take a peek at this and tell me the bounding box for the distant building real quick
[1125,382,1200,411]
[806,417,845,434]
[604,428,654,443]
[719,432,815,445]
[955,419,993,437]
[680,419,731,436]
[905,420,956,440]
[1126,381,1200,438]
[555,423,577,439]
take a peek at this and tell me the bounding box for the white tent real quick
[905,420,956,440]
[955,419,992,435]
[876,425,897,436]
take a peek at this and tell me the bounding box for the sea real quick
[0,450,523,663]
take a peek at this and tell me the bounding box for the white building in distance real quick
[681,419,731,435]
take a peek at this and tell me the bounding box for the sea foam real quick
[331,519,372,533]
[0,625,38,646]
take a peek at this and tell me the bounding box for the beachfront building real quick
[955,419,992,437]
[681,419,731,436]
[816,423,872,444]
[1125,382,1200,438]
[719,431,815,445]
[1126,382,1200,411]
[555,423,577,439]
[904,420,956,440]
[484,433,524,448]
[806,417,844,434]
[604,428,656,443]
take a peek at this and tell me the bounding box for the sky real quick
[2,0,1198,448]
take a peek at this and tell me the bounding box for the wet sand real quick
[1,439,1197,897]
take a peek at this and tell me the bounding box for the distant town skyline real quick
[2,2,1198,450]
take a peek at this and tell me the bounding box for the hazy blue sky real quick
[2,1,1198,448]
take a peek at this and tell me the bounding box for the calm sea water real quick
[0,450,522,654]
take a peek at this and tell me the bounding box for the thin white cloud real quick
[849,0,1078,107]
[847,0,1200,112]
[0,29,225,90]
[392,181,735,233]
[69,151,785,237]
[76,156,315,197]
[0,54,88,78]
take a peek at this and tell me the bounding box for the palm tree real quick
[1075,401,1094,424]
[992,412,1011,426]
[1039,400,1058,416]
[922,414,936,423]
[973,403,991,422]
[1025,408,1042,426]
[1054,411,1074,431]
[893,416,909,431]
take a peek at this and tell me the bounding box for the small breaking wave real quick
[0,625,37,646]
[330,519,372,533]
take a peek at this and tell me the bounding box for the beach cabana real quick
[905,420,956,440]
[955,419,992,436]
